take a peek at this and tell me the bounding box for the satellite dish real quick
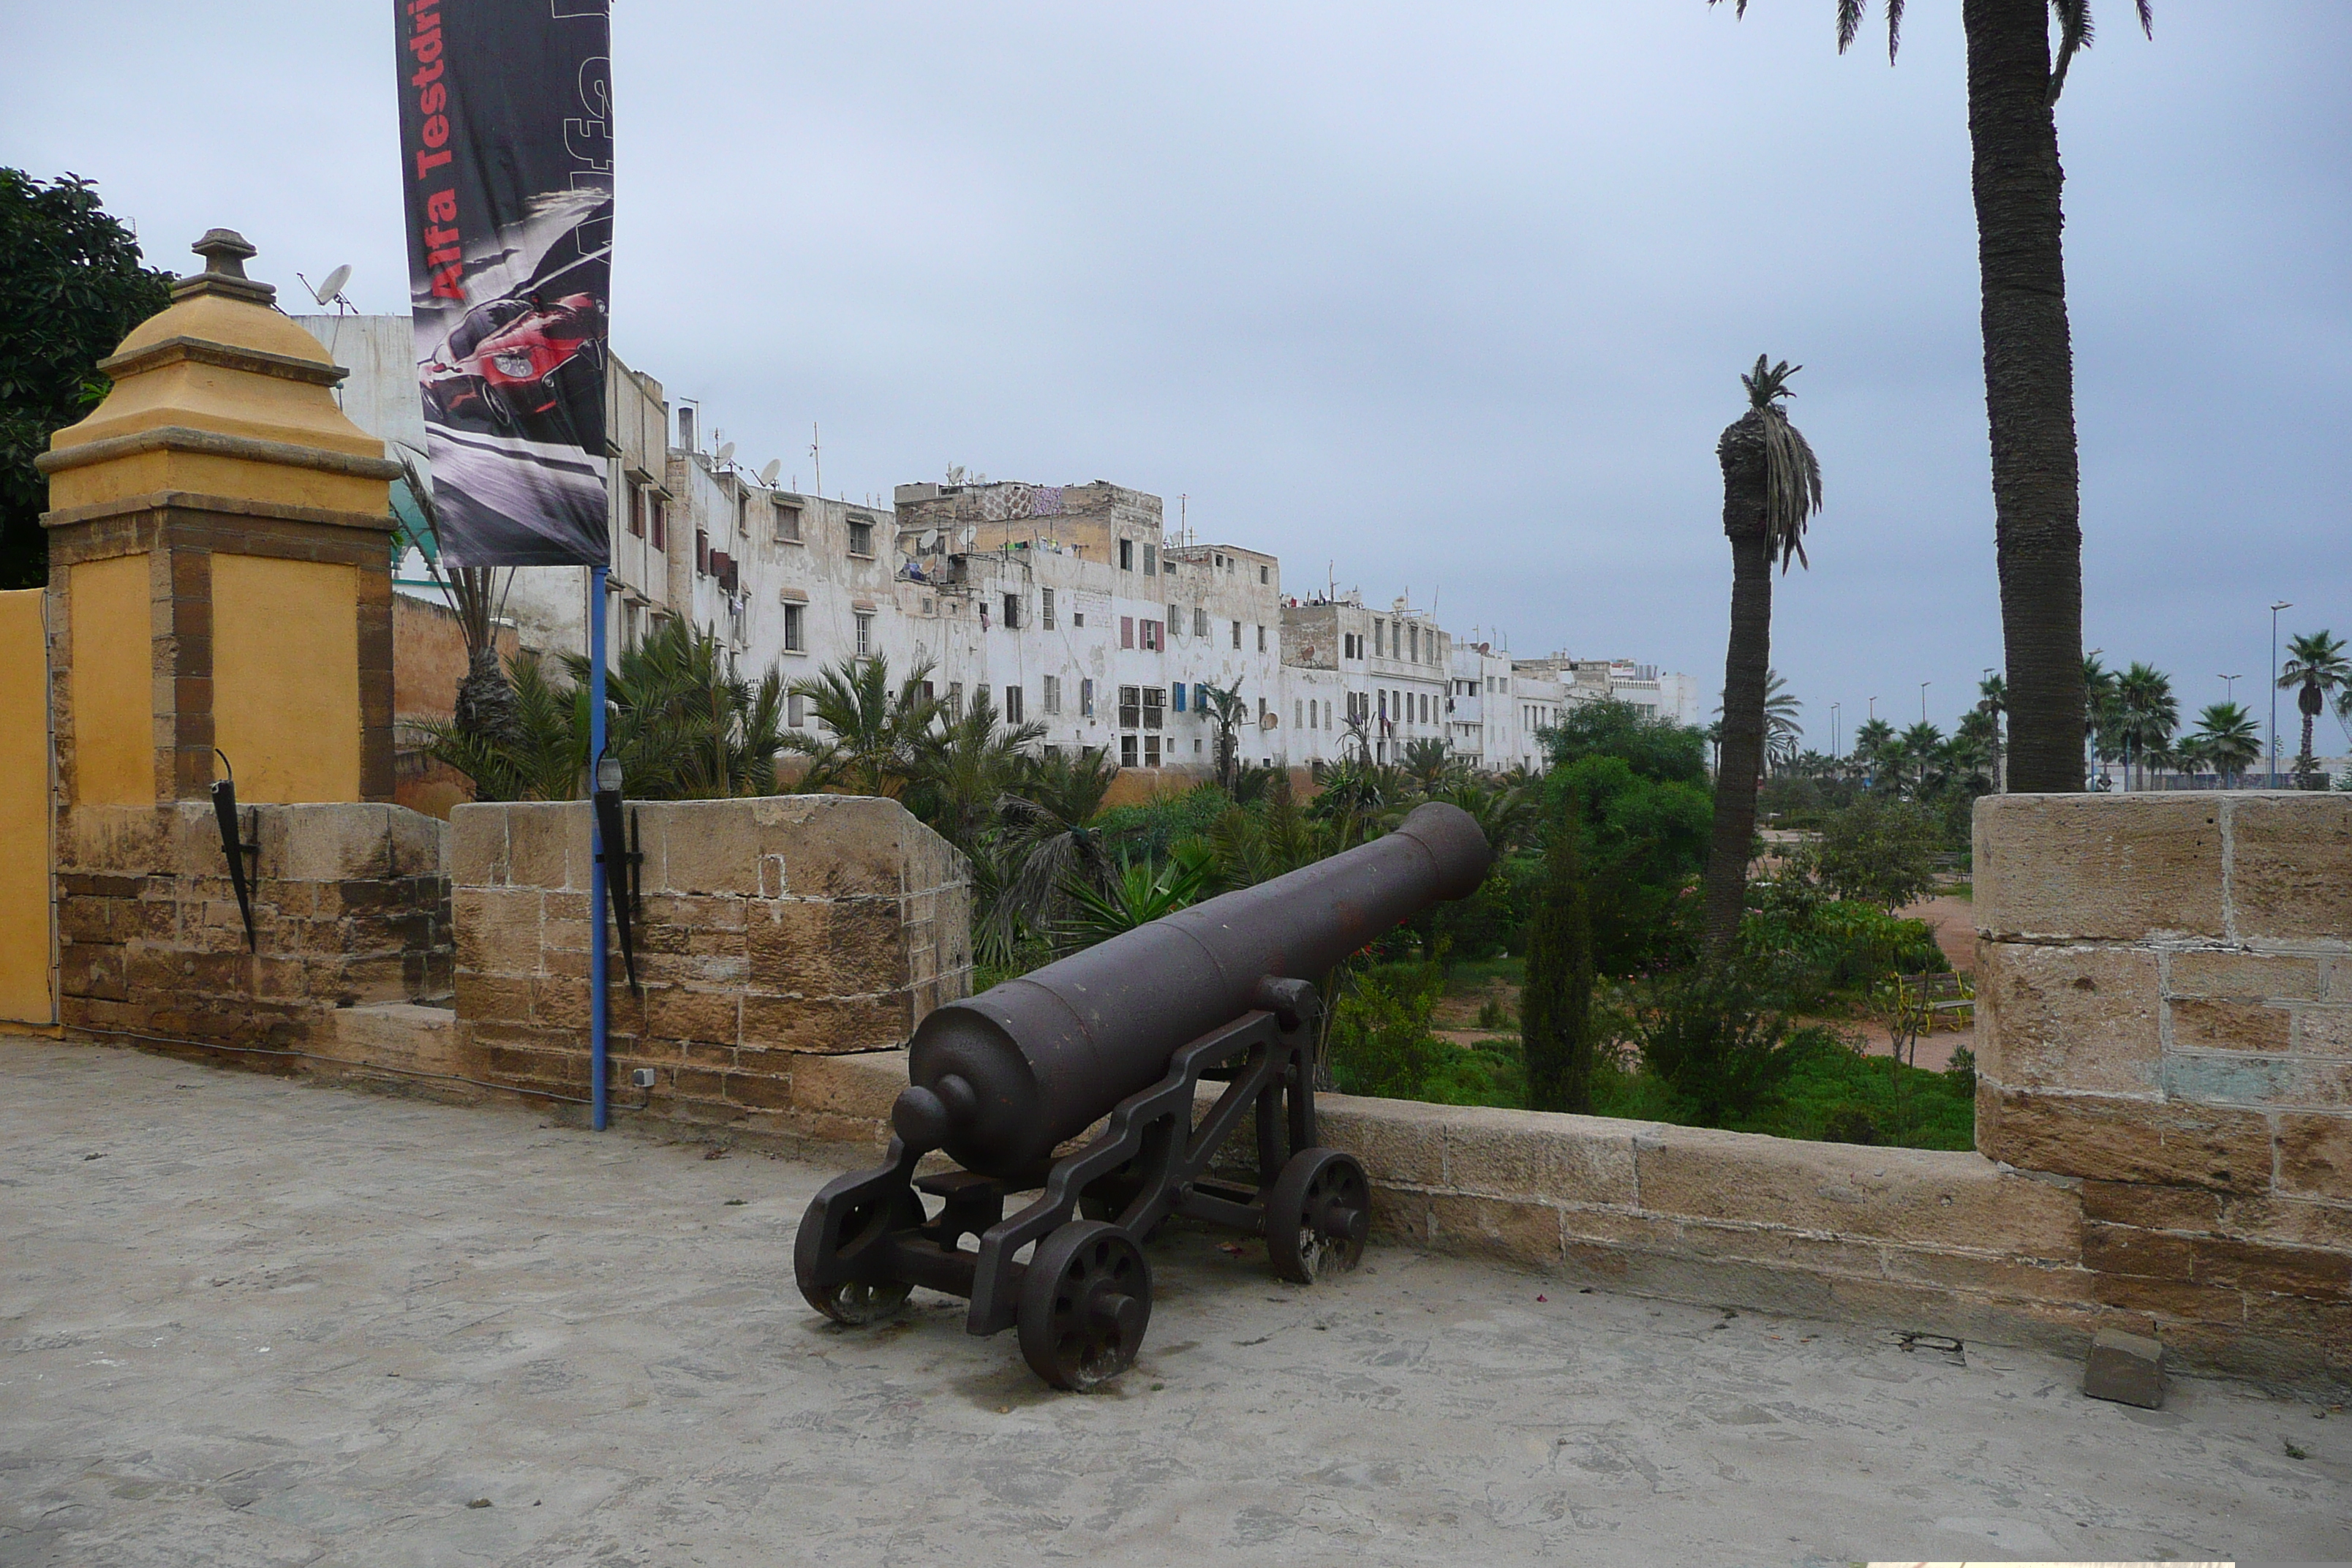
[716,441,736,464]
[311,264,352,306]
[921,529,941,551]
[959,526,977,547]
[759,459,782,486]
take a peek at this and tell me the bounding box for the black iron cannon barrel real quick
[896,799,1491,1177]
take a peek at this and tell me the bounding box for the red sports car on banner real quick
[421,290,606,437]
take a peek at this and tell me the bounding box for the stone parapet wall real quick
[1973,792,2351,1387]
[449,795,969,1124]
[57,802,451,1047]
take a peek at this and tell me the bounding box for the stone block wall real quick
[57,802,452,1048]
[448,795,969,1127]
[1974,792,2351,1387]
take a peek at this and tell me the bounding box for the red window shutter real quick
[1121,616,1134,649]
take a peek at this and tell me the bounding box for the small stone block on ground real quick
[2083,1325,2166,1408]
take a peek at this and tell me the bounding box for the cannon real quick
[793,800,1492,1389]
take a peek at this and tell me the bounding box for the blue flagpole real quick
[588,563,610,1131]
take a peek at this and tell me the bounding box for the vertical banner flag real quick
[396,0,613,566]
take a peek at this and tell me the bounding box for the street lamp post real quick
[1831,701,1841,760]
[2219,673,2241,702]
[2269,602,2293,788]
[1920,681,1931,726]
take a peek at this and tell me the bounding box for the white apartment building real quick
[1278,594,1452,766]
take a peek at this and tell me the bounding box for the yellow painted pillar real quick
[36,228,401,810]
[0,590,53,1024]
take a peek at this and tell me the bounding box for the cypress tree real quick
[1523,783,1596,1114]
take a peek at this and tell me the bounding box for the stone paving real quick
[3,1036,2347,1567]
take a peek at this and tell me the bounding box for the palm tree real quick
[2111,661,2177,791]
[422,622,791,803]
[1714,0,2157,792]
[992,745,1122,952]
[1194,681,1249,793]
[2188,701,2260,788]
[1976,673,2008,791]
[782,655,941,799]
[2279,631,2350,788]
[1398,736,1455,795]
[576,618,789,799]
[1711,669,1804,776]
[1899,720,1945,795]
[1702,356,1822,956]
[905,685,1044,853]
[2083,653,2122,788]
[420,648,586,802]
[1850,716,1897,788]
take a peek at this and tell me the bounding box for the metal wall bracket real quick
[592,789,643,993]
[208,752,260,952]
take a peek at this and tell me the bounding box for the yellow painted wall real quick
[69,554,155,805]
[0,589,55,1023]
[213,554,359,803]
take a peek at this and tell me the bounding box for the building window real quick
[694,529,709,576]
[1120,616,1134,649]
[1144,734,1161,766]
[627,485,646,538]
[1073,609,1085,627]
[1167,601,1179,634]
[649,497,666,551]
[1230,619,1241,649]
[1081,678,1096,717]
[1121,734,1138,766]
[1374,620,1385,657]
[946,682,962,719]
[1118,685,1141,728]
[1172,682,1186,713]
[783,602,805,652]
[1141,619,1160,652]
[1259,564,1269,584]
[1294,699,1303,729]
[1041,587,1055,628]
[1142,543,1156,576]
[1006,685,1024,724]
[1194,607,1207,638]
[1142,687,1165,729]
[1043,675,1060,715]
[1119,538,1134,571]
[1256,625,1267,652]
[788,692,807,727]
[1003,592,1021,629]
[774,501,802,542]
[854,612,872,656]
[848,519,874,557]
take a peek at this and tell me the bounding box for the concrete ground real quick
[3,1037,2346,1568]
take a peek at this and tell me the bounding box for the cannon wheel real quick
[795,1188,923,1326]
[1267,1147,1371,1284]
[1017,1221,1152,1391]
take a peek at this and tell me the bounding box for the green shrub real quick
[1632,962,1814,1127]
[1550,756,1711,976]
[1814,796,1945,911]
[1740,872,1946,1006]
[1325,961,1447,1099]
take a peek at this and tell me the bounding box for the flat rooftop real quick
[3,1036,2344,1566]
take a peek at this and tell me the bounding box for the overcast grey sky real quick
[12,3,2349,746]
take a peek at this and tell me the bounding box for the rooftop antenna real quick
[810,422,823,498]
[758,459,782,487]
[1179,493,1187,546]
[298,264,355,314]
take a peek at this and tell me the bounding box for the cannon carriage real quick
[793,800,1491,1389]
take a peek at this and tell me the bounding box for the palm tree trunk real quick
[1966,0,2085,792]
[1703,415,1773,957]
